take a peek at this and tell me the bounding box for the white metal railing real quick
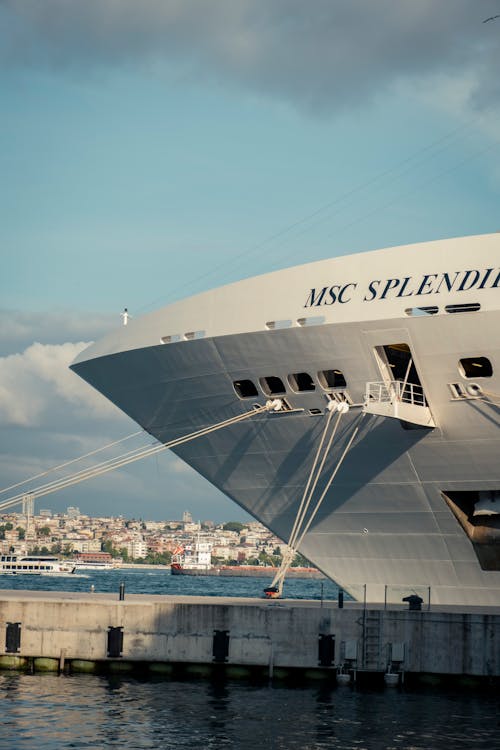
[365,380,427,408]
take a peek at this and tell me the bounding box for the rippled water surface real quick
[0,566,340,600]
[1,672,498,750]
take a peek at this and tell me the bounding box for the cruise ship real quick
[71,234,500,606]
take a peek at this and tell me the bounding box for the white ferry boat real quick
[72,233,500,606]
[0,554,76,576]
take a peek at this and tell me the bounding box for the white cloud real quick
[0,341,120,426]
[0,309,116,357]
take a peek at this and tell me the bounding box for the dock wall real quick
[0,593,498,680]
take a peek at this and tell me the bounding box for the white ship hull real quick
[72,234,500,605]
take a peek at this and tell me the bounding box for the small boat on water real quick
[0,554,76,576]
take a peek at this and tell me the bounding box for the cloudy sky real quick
[1,1,499,522]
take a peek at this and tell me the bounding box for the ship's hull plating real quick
[72,235,500,605]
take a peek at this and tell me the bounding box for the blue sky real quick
[1,1,499,522]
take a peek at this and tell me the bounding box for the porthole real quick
[459,357,493,378]
[288,372,316,392]
[259,376,286,396]
[318,369,347,389]
[233,380,259,399]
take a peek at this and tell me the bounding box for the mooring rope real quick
[0,401,279,511]
[0,430,144,497]
[268,405,362,597]
[479,388,500,403]
[270,404,343,587]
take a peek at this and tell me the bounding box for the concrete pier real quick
[0,590,499,684]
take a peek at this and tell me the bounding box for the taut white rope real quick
[0,402,278,511]
[0,430,144,497]
[268,407,362,596]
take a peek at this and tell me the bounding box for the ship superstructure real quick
[71,234,500,605]
[171,538,213,575]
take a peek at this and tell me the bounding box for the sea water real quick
[0,571,497,750]
[0,565,338,599]
[0,671,497,750]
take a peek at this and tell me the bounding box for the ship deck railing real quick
[363,381,435,428]
[365,380,427,407]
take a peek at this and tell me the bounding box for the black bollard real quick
[402,594,422,611]
[119,581,125,601]
[338,588,344,609]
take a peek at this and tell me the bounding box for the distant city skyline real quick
[0,506,285,566]
[1,2,500,520]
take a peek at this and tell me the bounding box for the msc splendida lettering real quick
[304,268,500,307]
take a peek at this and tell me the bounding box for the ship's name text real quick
[304,268,500,307]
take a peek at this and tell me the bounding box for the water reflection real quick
[0,672,498,750]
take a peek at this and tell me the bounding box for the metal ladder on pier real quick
[362,610,383,671]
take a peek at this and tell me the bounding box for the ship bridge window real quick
[445,303,481,314]
[259,376,286,396]
[288,372,316,392]
[459,357,493,378]
[233,379,259,399]
[318,369,347,389]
